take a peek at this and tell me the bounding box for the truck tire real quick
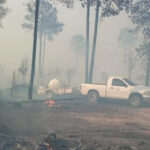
[88,91,99,103]
[129,94,142,107]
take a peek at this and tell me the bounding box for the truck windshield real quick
[123,78,137,86]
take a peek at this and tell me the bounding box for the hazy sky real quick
[0,0,134,87]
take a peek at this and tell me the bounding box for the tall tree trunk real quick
[75,52,79,73]
[128,66,132,80]
[41,32,46,85]
[67,71,71,87]
[89,0,100,83]
[39,30,43,86]
[145,53,150,86]
[85,0,90,83]
[128,55,133,80]
[11,71,16,97]
[28,0,40,100]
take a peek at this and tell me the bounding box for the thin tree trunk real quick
[11,71,16,97]
[128,67,132,80]
[28,0,40,100]
[128,55,133,80]
[145,54,150,86]
[41,32,46,85]
[67,71,71,87]
[75,52,79,73]
[85,0,90,83]
[89,0,100,83]
[39,30,43,86]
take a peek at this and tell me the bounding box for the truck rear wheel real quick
[88,91,99,103]
[129,94,142,107]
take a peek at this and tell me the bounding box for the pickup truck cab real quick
[81,77,150,107]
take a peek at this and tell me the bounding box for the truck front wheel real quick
[88,91,99,103]
[129,94,143,107]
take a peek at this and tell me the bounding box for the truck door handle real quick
[110,87,114,89]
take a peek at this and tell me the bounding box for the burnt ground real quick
[0,98,150,149]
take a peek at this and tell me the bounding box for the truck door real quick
[107,78,129,99]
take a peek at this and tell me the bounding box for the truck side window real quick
[112,79,127,87]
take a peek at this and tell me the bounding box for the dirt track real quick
[0,99,150,149]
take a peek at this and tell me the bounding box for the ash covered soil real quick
[0,98,150,150]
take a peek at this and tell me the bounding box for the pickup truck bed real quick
[81,83,106,98]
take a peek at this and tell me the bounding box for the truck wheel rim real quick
[91,94,96,99]
[89,92,97,102]
[131,97,140,106]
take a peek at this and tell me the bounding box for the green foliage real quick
[70,34,86,56]
[118,27,137,79]
[52,0,74,8]
[136,40,150,59]
[0,0,9,27]
[130,0,150,26]
[22,0,64,41]
[129,0,150,84]
[130,0,150,57]
[18,57,29,76]
[119,27,136,48]
[80,0,132,17]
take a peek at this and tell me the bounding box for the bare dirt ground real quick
[0,98,150,149]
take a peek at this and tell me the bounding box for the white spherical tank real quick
[48,79,61,93]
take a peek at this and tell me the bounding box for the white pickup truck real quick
[81,77,150,107]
